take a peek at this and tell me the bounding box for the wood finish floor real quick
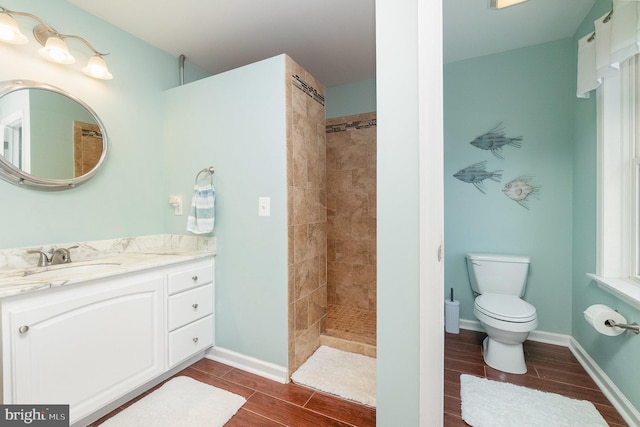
[92,357,376,427]
[444,329,628,426]
[93,328,627,426]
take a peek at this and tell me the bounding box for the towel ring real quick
[195,166,215,185]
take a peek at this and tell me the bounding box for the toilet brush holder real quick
[445,299,460,334]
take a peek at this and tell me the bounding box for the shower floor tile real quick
[324,304,376,346]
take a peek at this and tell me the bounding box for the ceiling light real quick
[488,0,528,9]
[0,12,27,44]
[0,5,113,80]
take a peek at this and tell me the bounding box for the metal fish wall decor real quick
[502,176,540,209]
[470,123,523,159]
[453,161,502,194]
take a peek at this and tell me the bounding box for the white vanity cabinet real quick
[166,262,214,367]
[0,257,215,425]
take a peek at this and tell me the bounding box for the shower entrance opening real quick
[322,112,377,358]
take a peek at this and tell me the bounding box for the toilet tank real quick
[465,253,530,296]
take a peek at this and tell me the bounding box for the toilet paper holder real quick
[605,319,640,334]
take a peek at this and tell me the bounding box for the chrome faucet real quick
[28,246,78,267]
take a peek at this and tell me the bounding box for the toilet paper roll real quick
[445,299,460,334]
[584,304,627,336]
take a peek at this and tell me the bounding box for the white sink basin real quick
[25,263,121,280]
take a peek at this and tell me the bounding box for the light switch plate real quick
[258,197,270,216]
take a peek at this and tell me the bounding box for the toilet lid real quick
[475,293,537,322]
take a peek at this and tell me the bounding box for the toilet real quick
[465,253,538,374]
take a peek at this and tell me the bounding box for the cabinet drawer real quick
[167,261,213,295]
[168,315,213,367]
[168,284,213,331]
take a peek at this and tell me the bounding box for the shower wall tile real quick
[353,169,375,194]
[368,193,377,218]
[327,169,354,193]
[295,297,309,335]
[334,281,370,310]
[351,217,376,241]
[326,112,377,313]
[294,257,320,300]
[286,56,326,376]
[293,225,313,263]
[319,255,327,286]
[292,144,308,188]
[336,192,369,217]
[294,321,321,369]
[310,285,327,326]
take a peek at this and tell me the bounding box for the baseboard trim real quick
[569,338,640,427]
[459,319,639,426]
[206,346,288,384]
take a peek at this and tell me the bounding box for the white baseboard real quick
[569,338,640,427]
[459,319,640,427]
[459,318,484,332]
[206,346,288,384]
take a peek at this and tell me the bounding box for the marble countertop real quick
[0,235,215,298]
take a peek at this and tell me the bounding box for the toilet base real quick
[482,336,527,374]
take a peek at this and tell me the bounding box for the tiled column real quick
[286,57,327,375]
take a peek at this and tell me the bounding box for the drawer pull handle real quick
[193,337,199,343]
[18,325,29,334]
[192,303,199,309]
[192,275,198,282]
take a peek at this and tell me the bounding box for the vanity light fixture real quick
[488,0,529,9]
[0,5,113,80]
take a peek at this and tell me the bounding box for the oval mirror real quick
[0,80,108,190]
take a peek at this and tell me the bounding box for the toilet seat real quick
[474,293,537,323]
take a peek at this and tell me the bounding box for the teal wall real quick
[163,56,288,367]
[0,0,208,249]
[444,39,574,333]
[326,79,376,118]
[572,0,640,411]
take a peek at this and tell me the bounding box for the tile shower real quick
[286,57,328,375]
[323,112,377,357]
[285,56,376,375]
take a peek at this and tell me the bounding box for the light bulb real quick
[38,37,75,64]
[0,13,28,45]
[82,55,113,80]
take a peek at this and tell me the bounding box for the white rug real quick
[291,345,376,407]
[460,374,608,427]
[100,376,246,427]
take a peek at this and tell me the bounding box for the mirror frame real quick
[0,80,109,191]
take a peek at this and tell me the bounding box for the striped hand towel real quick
[186,184,215,234]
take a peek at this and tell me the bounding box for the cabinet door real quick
[6,273,164,424]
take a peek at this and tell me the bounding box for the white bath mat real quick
[100,376,246,427]
[291,345,376,407]
[460,374,608,427]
